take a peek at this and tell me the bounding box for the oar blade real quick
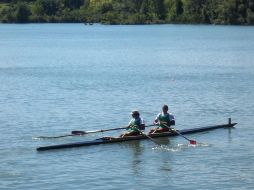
[190,140,197,145]
[71,131,87,135]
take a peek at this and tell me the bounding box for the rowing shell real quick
[37,120,237,151]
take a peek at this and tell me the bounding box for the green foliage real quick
[0,0,254,24]
[0,1,31,23]
[14,2,31,23]
[247,8,254,23]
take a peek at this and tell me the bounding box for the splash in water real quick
[152,142,211,152]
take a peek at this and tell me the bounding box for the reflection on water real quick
[155,137,170,145]
[227,127,233,143]
[120,141,144,176]
[120,138,174,176]
[159,156,173,176]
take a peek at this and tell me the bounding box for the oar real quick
[160,122,197,145]
[133,127,162,146]
[71,124,155,135]
[35,127,127,139]
[35,134,79,139]
[36,124,155,139]
[71,126,128,135]
[171,128,197,145]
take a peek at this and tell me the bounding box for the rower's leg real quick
[120,131,131,137]
[149,128,158,134]
[148,129,154,134]
[151,128,159,134]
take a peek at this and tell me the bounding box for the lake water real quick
[0,24,254,190]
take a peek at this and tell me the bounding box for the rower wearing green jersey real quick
[120,110,145,137]
[149,105,175,134]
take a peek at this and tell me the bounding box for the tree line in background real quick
[0,0,254,24]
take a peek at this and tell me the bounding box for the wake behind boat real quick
[37,118,237,151]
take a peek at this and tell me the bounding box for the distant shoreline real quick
[0,23,252,27]
[1,1,254,25]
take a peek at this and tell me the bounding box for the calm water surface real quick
[0,24,254,189]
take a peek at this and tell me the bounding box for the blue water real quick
[0,24,254,190]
